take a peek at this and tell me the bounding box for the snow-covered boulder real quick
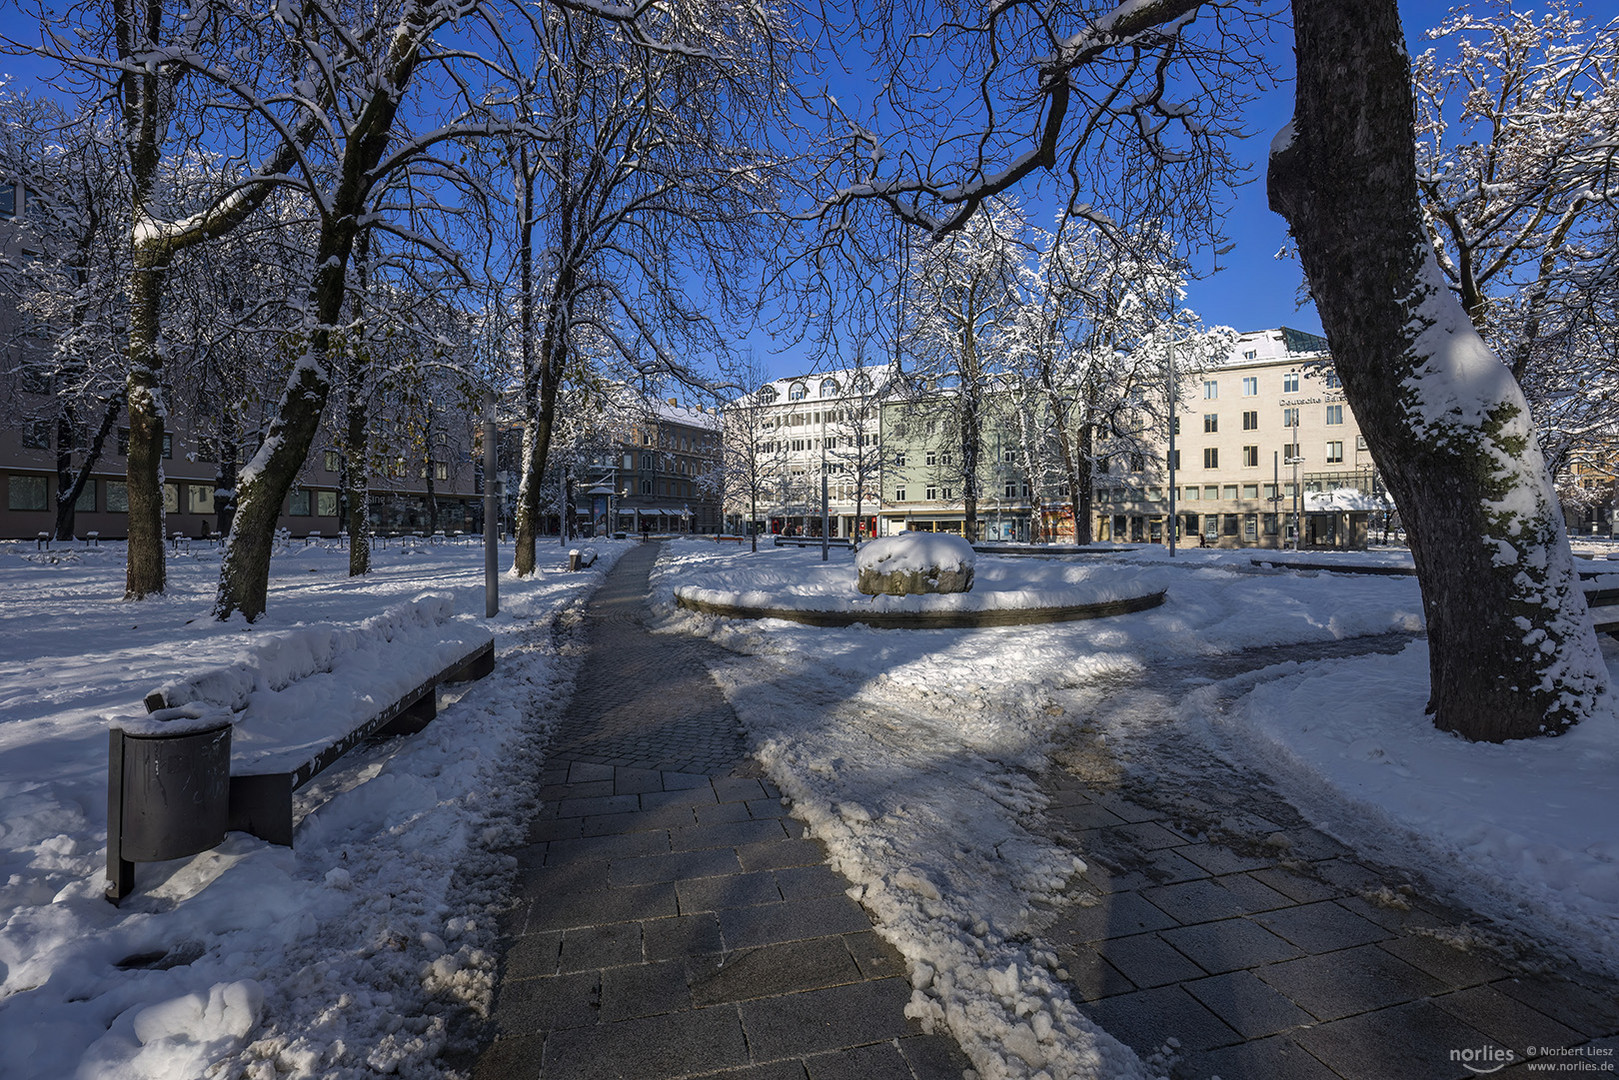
[856,531,975,596]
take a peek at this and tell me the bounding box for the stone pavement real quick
[474,543,971,1080]
[1033,659,1619,1080]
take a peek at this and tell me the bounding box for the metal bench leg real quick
[106,730,135,903]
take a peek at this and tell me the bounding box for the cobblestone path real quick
[475,543,971,1080]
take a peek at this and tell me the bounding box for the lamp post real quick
[1166,321,1178,557]
[483,390,498,618]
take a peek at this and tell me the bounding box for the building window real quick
[640,479,653,494]
[1326,441,1344,463]
[0,182,14,217]
[894,452,906,467]
[162,433,172,459]
[1203,380,1218,399]
[1263,483,1277,500]
[22,418,50,449]
[1203,447,1218,469]
[324,450,340,471]
[1282,407,1300,428]
[289,488,311,515]
[1183,486,1199,501]
[74,482,96,512]
[788,382,807,400]
[1204,485,1219,499]
[1243,484,1260,499]
[1242,445,1259,467]
[1171,416,1180,436]
[8,474,47,511]
[925,485,937,500]
[1243,349,1257,360]
[895,487,906,501]
[1242,411,1258,431]
[1004,482,1017,498]
[317,490,338,516]
[942,487,953,499]
[186,484,215,514]
[1283,372,1299,393]
[819,377,838,398]
[1325,371,1342,389]
[107,481,128,512]
[1168,449,1180,469]
[1242,377,1258,396]
[163,483,179,513]
[925,450,937,466]
[1356,435,1367,450]
[1244,513,1258,539]
[1325,404,1344,425]
[1002,448,1014,463]
[1223,484,1239,501]
[1204,413,1218,433]
[435,462,448,481]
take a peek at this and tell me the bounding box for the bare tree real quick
[1269,0,1607,740]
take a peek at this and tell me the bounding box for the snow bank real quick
[0,538,633,1080]
[855,531,976,575]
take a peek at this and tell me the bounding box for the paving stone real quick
[612,767,665,795]
[1131,847,1214,887]
[525,883,678,933]
[677,870,783,913]
[515,860,612,899]
[599,959,692,1022]
[773,864,848,901]
[661,772,713,790]
[700,1064,808,1080]
[541,1005,750,1080]
[803,1040,914,1080]
[1376,934,1511,989]
[842,931,906,980]
[1175,842,1279,876]
[1106,821,1188,850]
[720,895,874,949]
[1432,984,1584,1054]
[1048,891,1178,943]
[746,798,790,819]
[897,1032,976,1080]
[639,786,717,812]
[1086,792,1164,823]
[579,808,685,836]
[469,1031,543,1080]
[690,936,865,1006]
[608,847,742,887]
[543,830,670,865]
[1183,969,1315,1039]
[558,922,643,972]
[1049,802,1129,830]
[1255,943,1446,1022]
[1490,977,1619,1040]
[501,930,562,981]
[1294,999,1491,1080]
[524,816,585,845]
[1252,899,1393,951]
[1139,874,1292,925]
[1097,932,1207,988]
[671,818,791,851]
[737,838,826,871]
[567,761,615,784]
[1082,984,1242,1054]
[1053,941,1137,1001]
[642,912,723,962]
[1159,917,1304,974]
[695,800,756,825]
[1247,866,1344,904]
[739,978,916,1059]
[494,969,602,1034]
[1180,1034,1341,1080]
[541,779,612,800]
[713,777,770,803]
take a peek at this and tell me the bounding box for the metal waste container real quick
[107,716,231,903]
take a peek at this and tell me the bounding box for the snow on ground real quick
[651,540,1619,1080]
[0,535,632,1080]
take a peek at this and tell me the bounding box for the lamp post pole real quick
[1166,322,1178,557]
[483,390,498,618]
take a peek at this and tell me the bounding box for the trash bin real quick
[106,715,231,903]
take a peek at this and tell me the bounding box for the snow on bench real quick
[109,594,495,899]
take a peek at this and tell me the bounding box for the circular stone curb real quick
[673,588,1166,629]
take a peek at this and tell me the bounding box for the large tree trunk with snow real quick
[1269,0,1606,740]
[124,251,169,598]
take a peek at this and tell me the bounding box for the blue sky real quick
[1181,0,1464,338]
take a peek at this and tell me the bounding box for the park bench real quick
[772,535,853,549]
[36,531,50,550]
[1586,583,1619,637]
[83,531,99,547]
[106,594,494,902]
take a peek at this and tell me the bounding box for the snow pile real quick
[855,531,976,576]
[1303,487,1391,512]
[0,539,632,1080]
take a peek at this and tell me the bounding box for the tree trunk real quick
[54,396,121,541]
[1269,0,1607,740]
[512,154,541,575]
[125,250,168,598]
[345,232,372,575]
